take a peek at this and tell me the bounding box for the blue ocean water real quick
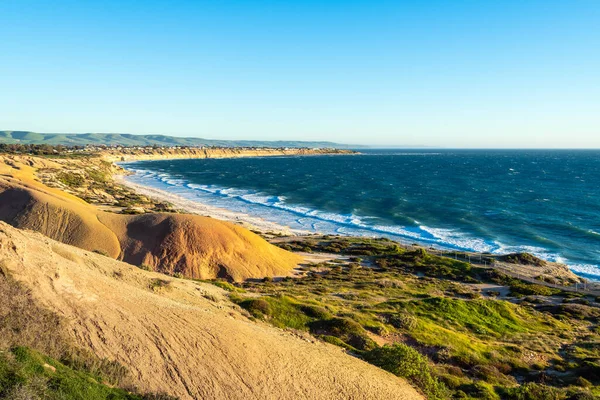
[121,149,600,280]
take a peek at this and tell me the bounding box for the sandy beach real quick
[115,174,308,236]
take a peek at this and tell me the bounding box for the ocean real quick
[121,149,600,280]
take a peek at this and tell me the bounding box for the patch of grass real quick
[486,271,562,297]
[308,318,376,351]
[148,279,171,292]
[499,382,565,400]
[363,344,449,399]
[0,346,139,399]
[498,253,547,267]
[275,237,402,256]
[375,249,478,281]
[203,280,245,292]
[86,168,109,184]
[0,347,177,400]
[56,172,85,187]
[235,240,599,399]
[234,295,376,350]
[388,297,556,338]
[235,295,313,330]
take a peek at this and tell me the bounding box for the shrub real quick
[57,172,85,187]
[499,253,547,267]
[566,392,595,400]
[308,318,376,351]
[318,335,357,351]
[501,382,563,400]
[0,346,136,399]
[236,295,315,330]
[387,312,417,331]
[574,377,592,388]
[86,168,109,183]
[206,280,242,292]
[149,279,171,292]
[240,298,271,317]
[363,344,448,399]
[460,381,500,400]
[300,305,331,319]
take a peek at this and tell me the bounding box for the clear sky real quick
[1,1,599,147]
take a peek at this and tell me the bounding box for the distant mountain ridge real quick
[0,130,359,148]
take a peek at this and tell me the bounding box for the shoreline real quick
[117,167,596,287]
[0,149,594,287]
[115,174,309,236]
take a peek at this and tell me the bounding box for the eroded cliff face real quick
[99,147,355,162]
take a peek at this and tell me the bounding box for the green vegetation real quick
[57,171,85,187]
[0,143,90,157]
[230,237,600,399]
[36,155,178,213]
[277,236,402,256]
[486,270,562,297]
[498,253,547,267]
[149,278,172,292]
[364,344,448,399]
[202,279,245,292]
[0,346,141,399]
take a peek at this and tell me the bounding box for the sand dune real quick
[0,185,122,258]
[0,222,422,399]
[100,212,298,280]
[0,156,299,280]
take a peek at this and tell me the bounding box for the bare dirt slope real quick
[100,212,298,280]
[0,156,299,280]
[0,222,422,400]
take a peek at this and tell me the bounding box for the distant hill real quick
[0,131,359,148]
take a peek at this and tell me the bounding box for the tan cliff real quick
[99,146,356,162]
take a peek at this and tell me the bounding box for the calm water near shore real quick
[121,149,600,280]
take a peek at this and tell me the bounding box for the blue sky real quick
[1,1,599,147]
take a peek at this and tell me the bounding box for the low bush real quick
[205,280,243,292]
[309,318,376,351]
[387,312,417,331]
[499,253,547,267]
[57,172,85,187]
[0,347,176,400]
[363,344,448,399]
[501,382,563,400]
[138,264,152,271]
[299,304,331,319]
[148,279,171,292]
[240,298,272,317]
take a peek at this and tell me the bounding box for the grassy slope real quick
[226,237,600,400]
[0,347,147,400]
